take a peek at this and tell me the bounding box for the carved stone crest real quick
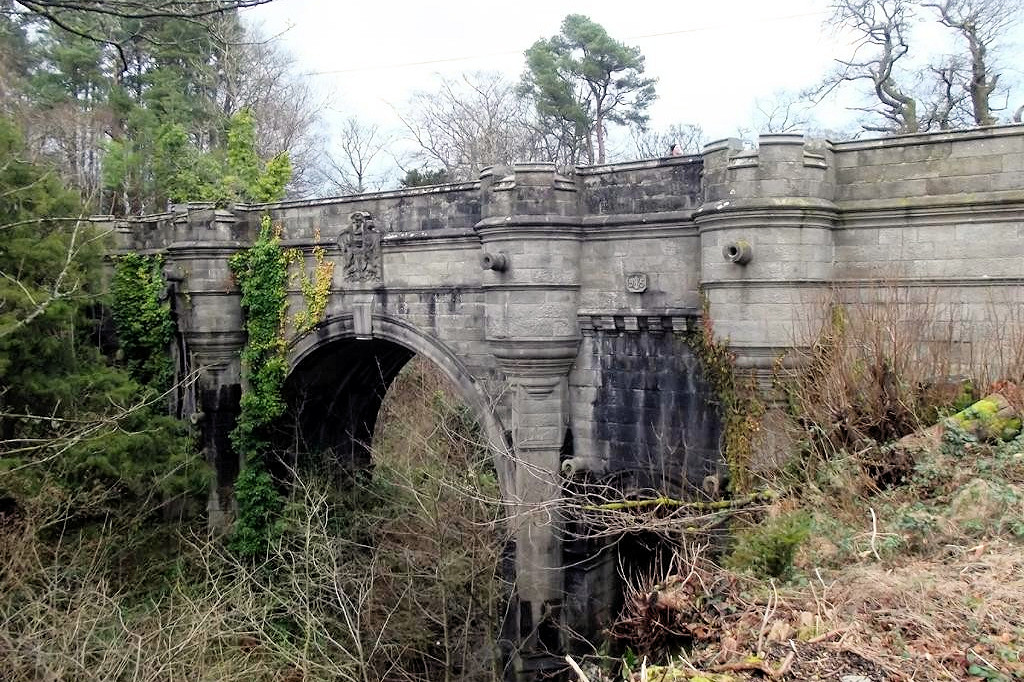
[625,272,648,293]
[338,211,381,282]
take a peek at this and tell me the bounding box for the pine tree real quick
[520,14,657,164]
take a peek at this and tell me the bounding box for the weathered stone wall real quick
[694,125,1024,383]
[827,128,1024,379]
[568,313,722,492]
[254,182,481,237]
[831,128,1024,287]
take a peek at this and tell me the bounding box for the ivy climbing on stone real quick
[228,215,290,556]
[111,253,175,392]
[289,227,334,334]
[228,217,339,555]
[689,294,764,494]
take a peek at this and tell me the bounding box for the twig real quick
[756,578,778,656]
[775,651,796,678]
[808,627,848,643]
[869,507,882,562]
[564,655,591,682]
[712,649,795,679]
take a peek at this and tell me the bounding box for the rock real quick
[893,390,1022,456]
[948,392,1021,441]
[949,478,1023,532]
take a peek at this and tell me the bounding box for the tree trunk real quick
[968,36,996,126]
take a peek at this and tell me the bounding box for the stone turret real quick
[122,203,252,527]
[696,134,839,387]
[477,162,582,678]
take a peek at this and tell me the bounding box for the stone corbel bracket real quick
[577,309,699,336]
[489,338,580,396]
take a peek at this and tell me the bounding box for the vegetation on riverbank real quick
[578,294,1024,682]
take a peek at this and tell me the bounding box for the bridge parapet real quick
[702,133,836,205]
[251,182,482,239]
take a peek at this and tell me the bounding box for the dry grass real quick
[0,358,510,682]
[780,285,1024,483]
[592,533,1024,682]
[584,285,1024,682]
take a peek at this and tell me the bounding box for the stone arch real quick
[285,313,512,496]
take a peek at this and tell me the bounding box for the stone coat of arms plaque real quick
[338,211,381,282]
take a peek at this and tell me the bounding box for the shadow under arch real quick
[284,312,513,496]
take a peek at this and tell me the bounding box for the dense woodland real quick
[1,1,1023,680]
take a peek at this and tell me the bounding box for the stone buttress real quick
[477,163,582,677]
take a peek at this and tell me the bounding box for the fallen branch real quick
[712,650,795,679]
[564,654,591,682]
[583,490,776,512]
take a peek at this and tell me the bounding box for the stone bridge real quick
[105,124,1024,678]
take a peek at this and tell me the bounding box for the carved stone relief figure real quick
[339,210,381,281]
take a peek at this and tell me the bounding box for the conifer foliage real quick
[0,117,204,518]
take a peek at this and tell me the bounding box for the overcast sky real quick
[243,0,1024,181]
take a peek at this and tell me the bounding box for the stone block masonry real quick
[100,123,1024,681]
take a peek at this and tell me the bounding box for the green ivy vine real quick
[111,253,175,392]
[689,294,764,494]
[228,215,290,556]
[228,218,336,555]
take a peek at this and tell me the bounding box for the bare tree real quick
[632,123,705,159]
[321,117,392,195]
[752,91,818,133]
[921,0,1022,126]
[918,56,972,129]
[397,72,544,182]
[9,1,274,49]
[816,0,921,133]
[20,100,114,203]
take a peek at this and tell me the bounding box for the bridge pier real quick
[478,163,584,677]
[491,344,577,677]
[190,337,243,528]
[161,207,250,529]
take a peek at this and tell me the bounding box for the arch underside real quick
[282,314,511,492]
[283,337,415,472]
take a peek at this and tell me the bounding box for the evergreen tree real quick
[7,8,299,212]
[0,4,31,107]
[0,116,204,517]
[400,167,452,188]
[520,14,657,164]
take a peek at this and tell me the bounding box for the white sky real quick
[243,0,1024,180]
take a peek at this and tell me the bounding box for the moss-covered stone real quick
[949,394,1022,442]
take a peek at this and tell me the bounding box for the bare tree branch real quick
[814,0,921,133]
[12,0,274,21]
[921,0,1022,125]
[398,72,548,181]
[632,123,705,159]
[321,117,391,195]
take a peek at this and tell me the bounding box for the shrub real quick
[727,511,811,580]
[780,286,1024,480]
